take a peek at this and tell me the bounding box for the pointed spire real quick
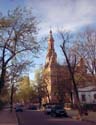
[50,30,52,35]
[49,30,54,41]
[45,30,57,67]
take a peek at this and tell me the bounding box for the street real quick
[16,110,95,125]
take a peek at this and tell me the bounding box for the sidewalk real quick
[0,110,18,125]
[67,109,96,123]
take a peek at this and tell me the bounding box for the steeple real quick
[49,30,54,41]
[48,30,54,51]
[45,30,57,67]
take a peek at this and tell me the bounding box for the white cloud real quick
[24,0,96,79]
[25,0,96,35]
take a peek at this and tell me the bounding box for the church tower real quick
[44,30,58,103]
[44,31,73,103]
[45,30,57,68]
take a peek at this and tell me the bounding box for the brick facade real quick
[44,30,95,104]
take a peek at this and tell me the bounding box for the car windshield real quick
[46,105,52,108]
[55,105,63,109]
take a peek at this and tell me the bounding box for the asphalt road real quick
[16,110,95,125]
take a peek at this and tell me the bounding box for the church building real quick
[43,30,96,105]
[44,30,72,103]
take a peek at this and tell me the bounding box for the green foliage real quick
[15,76,38,103]
[34,68,48,98]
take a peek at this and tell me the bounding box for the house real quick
[78,86,96,104]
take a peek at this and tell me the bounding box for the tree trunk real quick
[38,96,42,109]
[70,91,73,108]
[10,83,14,112]
[0,66,6,94]
[61,45,82,116]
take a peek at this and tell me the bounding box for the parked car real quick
[15,103,24,112]
[44,105,53,114]
[50,105,68,117]
[15,106,23,112]
[27,105,37,110]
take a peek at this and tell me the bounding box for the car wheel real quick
[51,113,56,117]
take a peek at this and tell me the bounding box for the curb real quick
[82,119,96,124]
[71,116,96,124]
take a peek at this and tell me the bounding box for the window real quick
[81,94,86,101]
[94,94,96,99]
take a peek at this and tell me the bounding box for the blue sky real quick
[1,0,96,34]
[0,0,24,13]
[0,0,96,79]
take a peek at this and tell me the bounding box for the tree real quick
[0,84,9,103]
[0,7,40,94]
[15,76,32,103]
[58,30,82,116]
[34,68,50,107]
[72,27,96,84]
